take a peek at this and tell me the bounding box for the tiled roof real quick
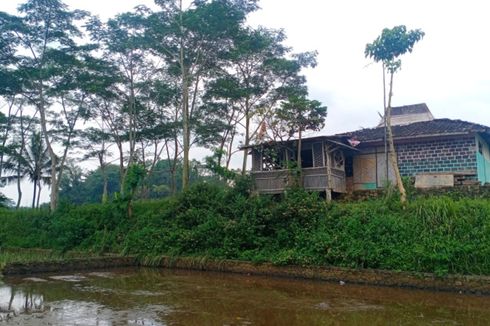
[392,103,431,116]
[336,119,490,143]
[377,103,434,127]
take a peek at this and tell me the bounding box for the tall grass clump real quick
[1,183,490,276]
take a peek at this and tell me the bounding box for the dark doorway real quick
[301,149,314,168]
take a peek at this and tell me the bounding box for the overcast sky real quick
[2,0,490,205]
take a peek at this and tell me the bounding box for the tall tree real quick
[205,26,317,174]
[365,25,424,204]
[136,79,180,197]
[148,0,259,190]
[0,31,25,187]
[86,8,168,196]
[0,0,91,210]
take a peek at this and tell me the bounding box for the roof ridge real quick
[334,117,490,140]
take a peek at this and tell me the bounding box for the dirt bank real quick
[1,256,137,275]
[2,255,489,294]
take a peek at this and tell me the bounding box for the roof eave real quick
[240,136,359,152]
[357,131,474,146]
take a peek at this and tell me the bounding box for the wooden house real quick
[244,136,358,196]
[245,104,490,195]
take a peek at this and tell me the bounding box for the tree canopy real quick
[0,0,322,208]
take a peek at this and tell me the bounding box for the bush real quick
[1,182,490,276]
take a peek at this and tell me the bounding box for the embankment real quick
[2,255,490,295]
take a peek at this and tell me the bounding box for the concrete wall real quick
[353,136,478,190]
[396,137,477,177]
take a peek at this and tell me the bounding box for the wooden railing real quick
[252,167,346,194]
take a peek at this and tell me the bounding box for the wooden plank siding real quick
[250,139,349,194]
[252,167,346,194]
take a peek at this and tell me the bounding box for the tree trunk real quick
[242,108,250,175]
[121,68,137,197]
[181,84,190,190]
[217,133,228,168]
[16,109,25,209]
[165,139,178,195]
[102,174,108,203]
[218,106,236,169]
[16,164,22,209]
[97,143,109,204]
[116,142,125,195]
[31,180,37,209]
[386,71,407,204]
[225,129,237,170]
[36,181,42,208]
[297,129,303,187]
[179,0,190,191]
[382,63,389,184]
[0,98,16,181]
[37,83,58,211]
[101,162,108,204]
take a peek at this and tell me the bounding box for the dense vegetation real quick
[1,181,489,277]
[0,0,325,211]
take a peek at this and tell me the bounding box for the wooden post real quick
[325,143,332,202]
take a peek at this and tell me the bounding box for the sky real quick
[2,0,490,205]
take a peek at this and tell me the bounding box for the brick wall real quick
[396,137,477,177]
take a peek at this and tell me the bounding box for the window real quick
[301,149,314,168]
[261,147,286,171]
[332,150,345,169]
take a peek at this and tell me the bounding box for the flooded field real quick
[0,267,489,325]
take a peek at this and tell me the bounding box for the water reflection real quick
[0,285,44,322]
[0,268,489,325]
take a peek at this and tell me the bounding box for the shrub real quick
[1,183,490,275]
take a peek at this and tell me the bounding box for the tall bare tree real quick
[149,0,259,189]
[365,25,424,204]
[0,0,91,210]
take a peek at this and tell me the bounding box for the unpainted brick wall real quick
[396,137,477,177]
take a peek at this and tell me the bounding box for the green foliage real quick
[123,164,146,198]
[0,192,13,208]
[2,184,490,276]
[59,160,206,204]
[60,164,121,205]
[204,149,237,181]
[1,131,51,208]
[275,95,328,138]
[365,25,425,73]
[0,208,52,248]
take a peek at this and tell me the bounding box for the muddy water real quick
[0,268,489,325]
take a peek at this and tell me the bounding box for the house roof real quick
[243,117,490,151]
[377,103,434,127]
[241,136,359,152]
[392,103,432,116]
[336,118,490,144]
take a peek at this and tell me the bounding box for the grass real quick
[1,182,490,277]
[0,248,101,270]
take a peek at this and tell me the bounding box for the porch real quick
[252,166,346,194]
[246,137,358,195]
